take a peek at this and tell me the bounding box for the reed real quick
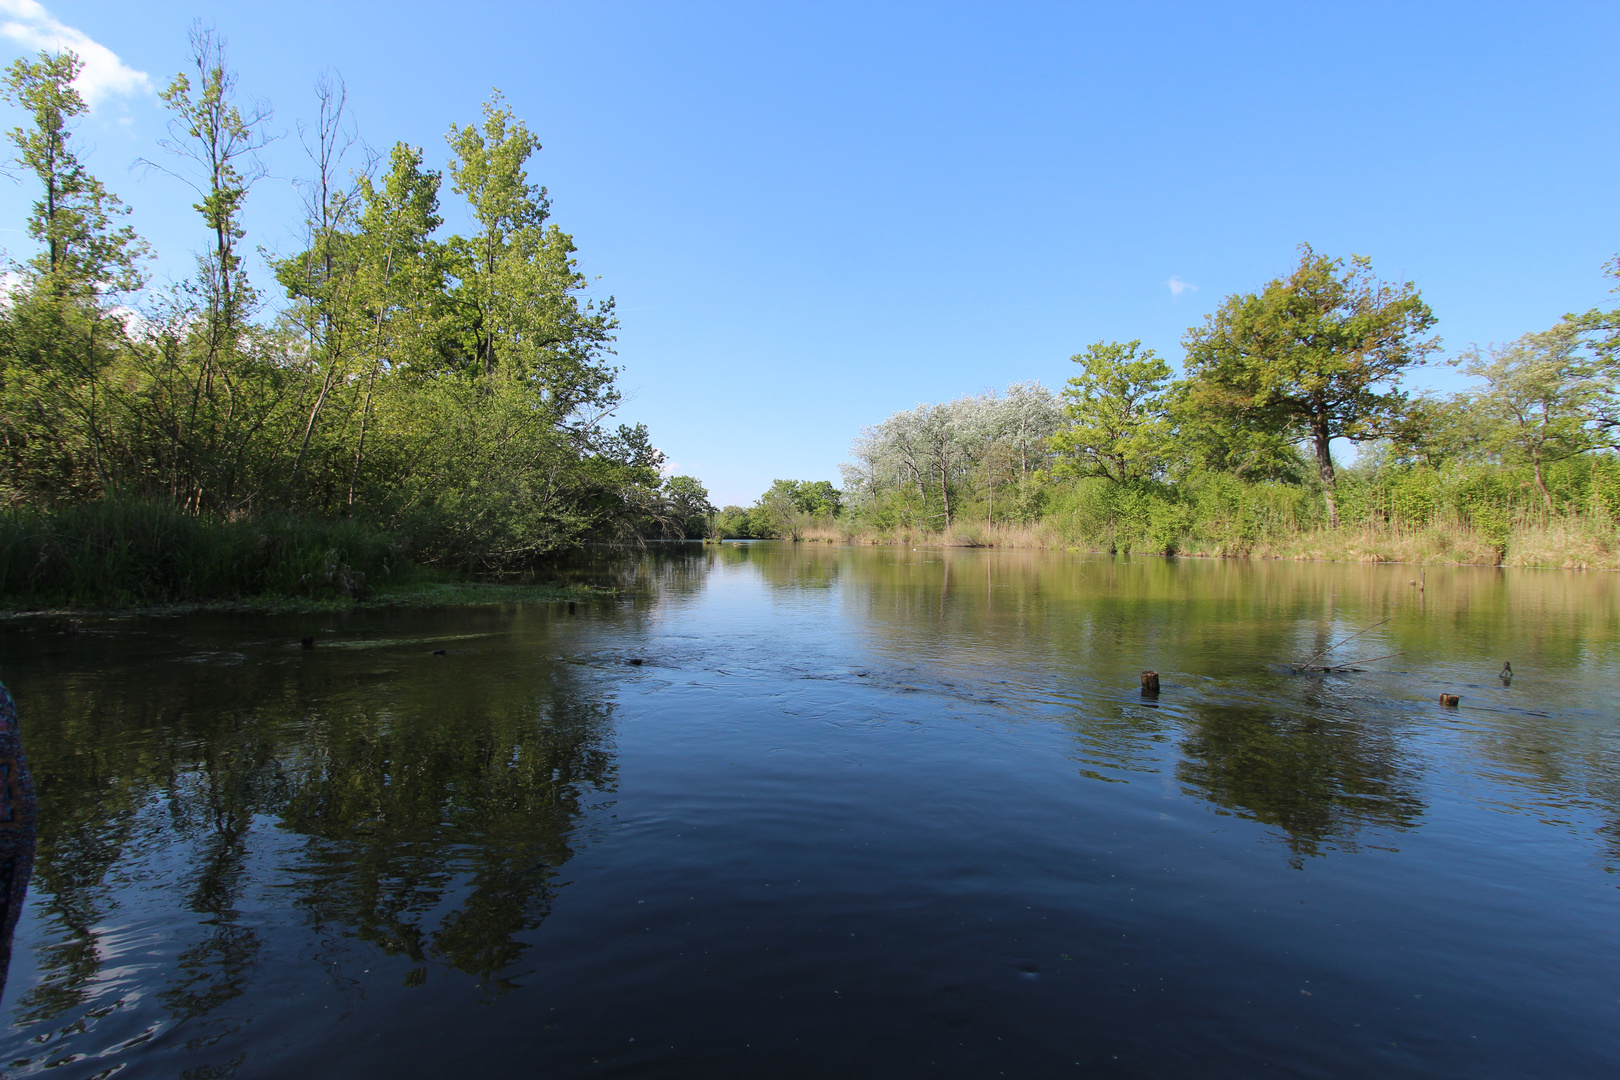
[0,498,412,607]
[817,511,1620,569]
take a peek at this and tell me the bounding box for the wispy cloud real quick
[0,1,150,108]
[1167,276,1198,298]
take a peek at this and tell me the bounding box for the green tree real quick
[1050,339,1172,484]
[1461,320,1612,510]
[150,23,273,344]
[2,49,147,295]
[273,72,365,497]
[793,480,842,517]
[659,475,716,538]
[1181,245,1439,527]
[444,92,618,416]
[0,49,148,502]
[343,142,448,508]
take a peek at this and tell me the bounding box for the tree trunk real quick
[1312,419,1339,529]
[348,367,377,509]
[289,360,341,492]
[1532,447,1552,510]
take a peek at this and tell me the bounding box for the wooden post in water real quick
[1439,693,1460,707]
[1141,670,1160,697]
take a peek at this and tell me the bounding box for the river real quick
[0,543,1616,1077]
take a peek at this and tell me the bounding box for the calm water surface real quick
[0,544,1616,1078]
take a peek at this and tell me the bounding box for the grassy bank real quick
[0,580,612,619]
[0,499,610,612]
[791,514,1619,569]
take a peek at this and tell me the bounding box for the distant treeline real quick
[728,247,1620,567]
[0,31,710,602]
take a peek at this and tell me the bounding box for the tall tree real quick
[444,92,619,424]
[2,49,146,295]
[344,142,447,507]
[1181,245,1439,526]
[273,71,364,496]
[1051,339,1173,484]
[0,49,148,500]
[661,475,717,538]
[149,23,273,345]
[1460,320,1613,510]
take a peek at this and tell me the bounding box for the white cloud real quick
[1167,276,1198,298]
[0,1,150,108]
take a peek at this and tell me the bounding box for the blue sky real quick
[2,1,1617,505]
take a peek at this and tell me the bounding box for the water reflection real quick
[1176,703,1424,865]
[8,613,619,1060]
[744,543,1617,867]
[1,546,1617,1077]
[279,679,616,989]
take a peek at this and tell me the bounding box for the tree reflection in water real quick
[3,547,1617,1077]
[1176,703,1425,866]
[12,624,618,1065]
[279,677,615,990]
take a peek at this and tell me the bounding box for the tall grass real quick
[0,498,412,607]
[820,510,1618,568]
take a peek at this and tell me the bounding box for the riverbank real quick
[789,517,1620,569]
[0,579,612,620]
[0,499,621,613]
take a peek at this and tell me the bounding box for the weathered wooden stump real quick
[300,635,315,650]
[1141,670,1160,697]
[568,601,577,615]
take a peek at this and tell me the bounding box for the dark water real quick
[0,544,1617,1078]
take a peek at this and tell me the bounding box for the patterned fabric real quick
[0,681,37,1004]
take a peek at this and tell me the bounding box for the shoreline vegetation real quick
[0,581,607,620]
[0,496,613,614]
[780,517,1618,571]
[2,39,1617,609]
[0,37,715,612]
[717,251,1620,572]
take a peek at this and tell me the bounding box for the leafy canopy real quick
[1181,244,1438,524]
[1050,339,1172,484]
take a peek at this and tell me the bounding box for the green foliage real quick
[0,38,667,599]
[747,479,844,537]
[714,505,768,539]
[1051,339,1172,483]
[3,51,147,293]
[1458,319,1616,507]
[660,475,716,538]
[1181,244,1439,525]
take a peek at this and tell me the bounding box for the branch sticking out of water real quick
[1293,619,1392,672]
[1296,650,1402,673]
